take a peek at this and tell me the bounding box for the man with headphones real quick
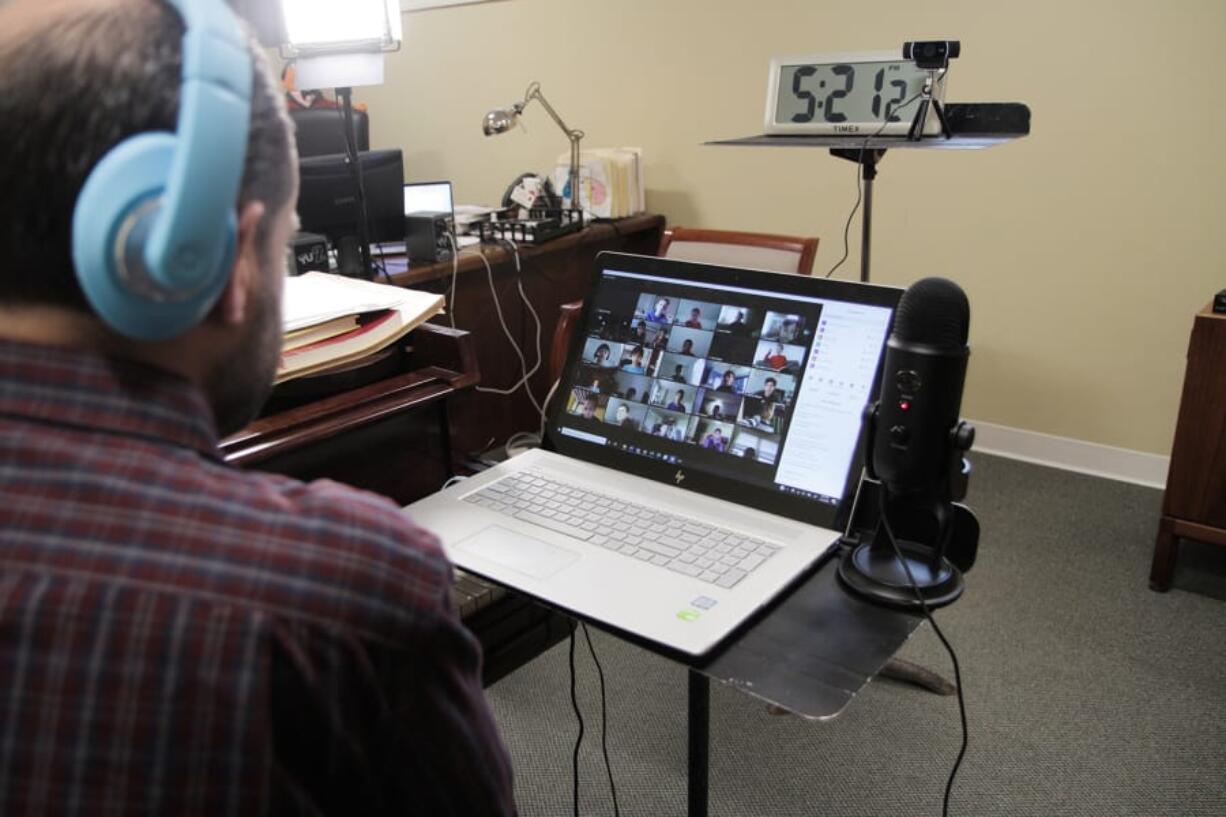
[0,1,515,814]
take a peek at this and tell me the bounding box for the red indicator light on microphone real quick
[899,400,911,411]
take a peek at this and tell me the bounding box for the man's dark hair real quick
[0,1,294,311]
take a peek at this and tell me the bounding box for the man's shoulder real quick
[186,464,453,638]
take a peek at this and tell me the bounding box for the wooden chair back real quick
[658,227,819,276]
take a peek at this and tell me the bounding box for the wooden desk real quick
[222,323,572,684]
[223,323,477,500]
[383,214,665,456]
[1151,304,1226,590]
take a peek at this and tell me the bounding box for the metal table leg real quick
[688,670,710,817]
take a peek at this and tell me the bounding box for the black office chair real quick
[290,107,370,157]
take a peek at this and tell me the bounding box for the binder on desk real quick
[554,147,645,218]
[278,272,445,384]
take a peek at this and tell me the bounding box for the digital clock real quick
[764,51,947,137]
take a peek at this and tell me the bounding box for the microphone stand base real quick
[837,538,964,610]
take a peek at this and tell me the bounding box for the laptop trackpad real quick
[458,526,580,579]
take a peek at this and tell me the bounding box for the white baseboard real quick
[968,420,1169,490]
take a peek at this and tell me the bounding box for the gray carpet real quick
[485,454,1226,816]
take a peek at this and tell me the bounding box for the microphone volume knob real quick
[896,369,923,394]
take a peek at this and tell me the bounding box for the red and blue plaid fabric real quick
[0,339,515,816]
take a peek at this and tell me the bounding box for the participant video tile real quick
[752,339,807,375]
[730,428,780,464]
[702,364,754,395]
[689,419,736,453]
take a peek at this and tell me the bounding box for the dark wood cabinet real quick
[1151,304,1226,590]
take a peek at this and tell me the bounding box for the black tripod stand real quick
[334,86,375,279]
[907,68,954,141]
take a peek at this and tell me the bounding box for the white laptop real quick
[406,252,901,656]
[403,180,453,218]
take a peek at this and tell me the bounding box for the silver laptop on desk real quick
[406,252,900,656]
[375,182,460,257]
[404,180,453,218]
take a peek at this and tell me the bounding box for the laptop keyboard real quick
[463,469,782,589]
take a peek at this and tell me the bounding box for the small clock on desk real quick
[764,51,947,137]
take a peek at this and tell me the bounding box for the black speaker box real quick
[405,211,453,263]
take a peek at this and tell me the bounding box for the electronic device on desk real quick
[287,231,330,275]
[404,180,454,220]
[297,149,404,277]
[407,251,902,657]
[473,207,584,245]
[405,210,453,262]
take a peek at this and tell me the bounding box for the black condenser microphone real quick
[871,277,971,495]
[839,277,978,610]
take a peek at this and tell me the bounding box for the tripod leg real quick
[932,99,954,139]
[907,97,930,141]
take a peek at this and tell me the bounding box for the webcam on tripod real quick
[901,40,961,140]
[903,40,961,70]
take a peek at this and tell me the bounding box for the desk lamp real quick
[278,0,402,278]
[483,83,585,212]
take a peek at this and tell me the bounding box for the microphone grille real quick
[893,277,970,347]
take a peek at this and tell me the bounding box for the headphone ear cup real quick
[72,133,235,340]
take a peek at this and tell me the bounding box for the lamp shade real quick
[483,107,520,136]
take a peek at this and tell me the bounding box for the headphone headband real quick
[148,0,251,286]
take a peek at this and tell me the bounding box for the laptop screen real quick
[404,181,453,217]
[548,253,899,527]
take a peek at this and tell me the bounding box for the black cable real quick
[568,627,585,817]
[823,161,864,279]
[825,91,924,279]
[878,492,969,817]
[582,623,620,817]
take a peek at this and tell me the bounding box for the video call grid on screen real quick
[558,269,844,500]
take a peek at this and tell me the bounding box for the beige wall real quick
[356,0,1226,456]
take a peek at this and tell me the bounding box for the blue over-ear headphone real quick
[71,0,252,341]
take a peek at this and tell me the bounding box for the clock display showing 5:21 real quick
[765,55,937,135]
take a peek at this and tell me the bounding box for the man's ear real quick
[210,201,267,326]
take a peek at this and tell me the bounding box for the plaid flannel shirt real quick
[0,339,515,816]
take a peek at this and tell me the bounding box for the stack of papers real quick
[454,204,498,236]
[277,272,446,384]
[554,148,645,219]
